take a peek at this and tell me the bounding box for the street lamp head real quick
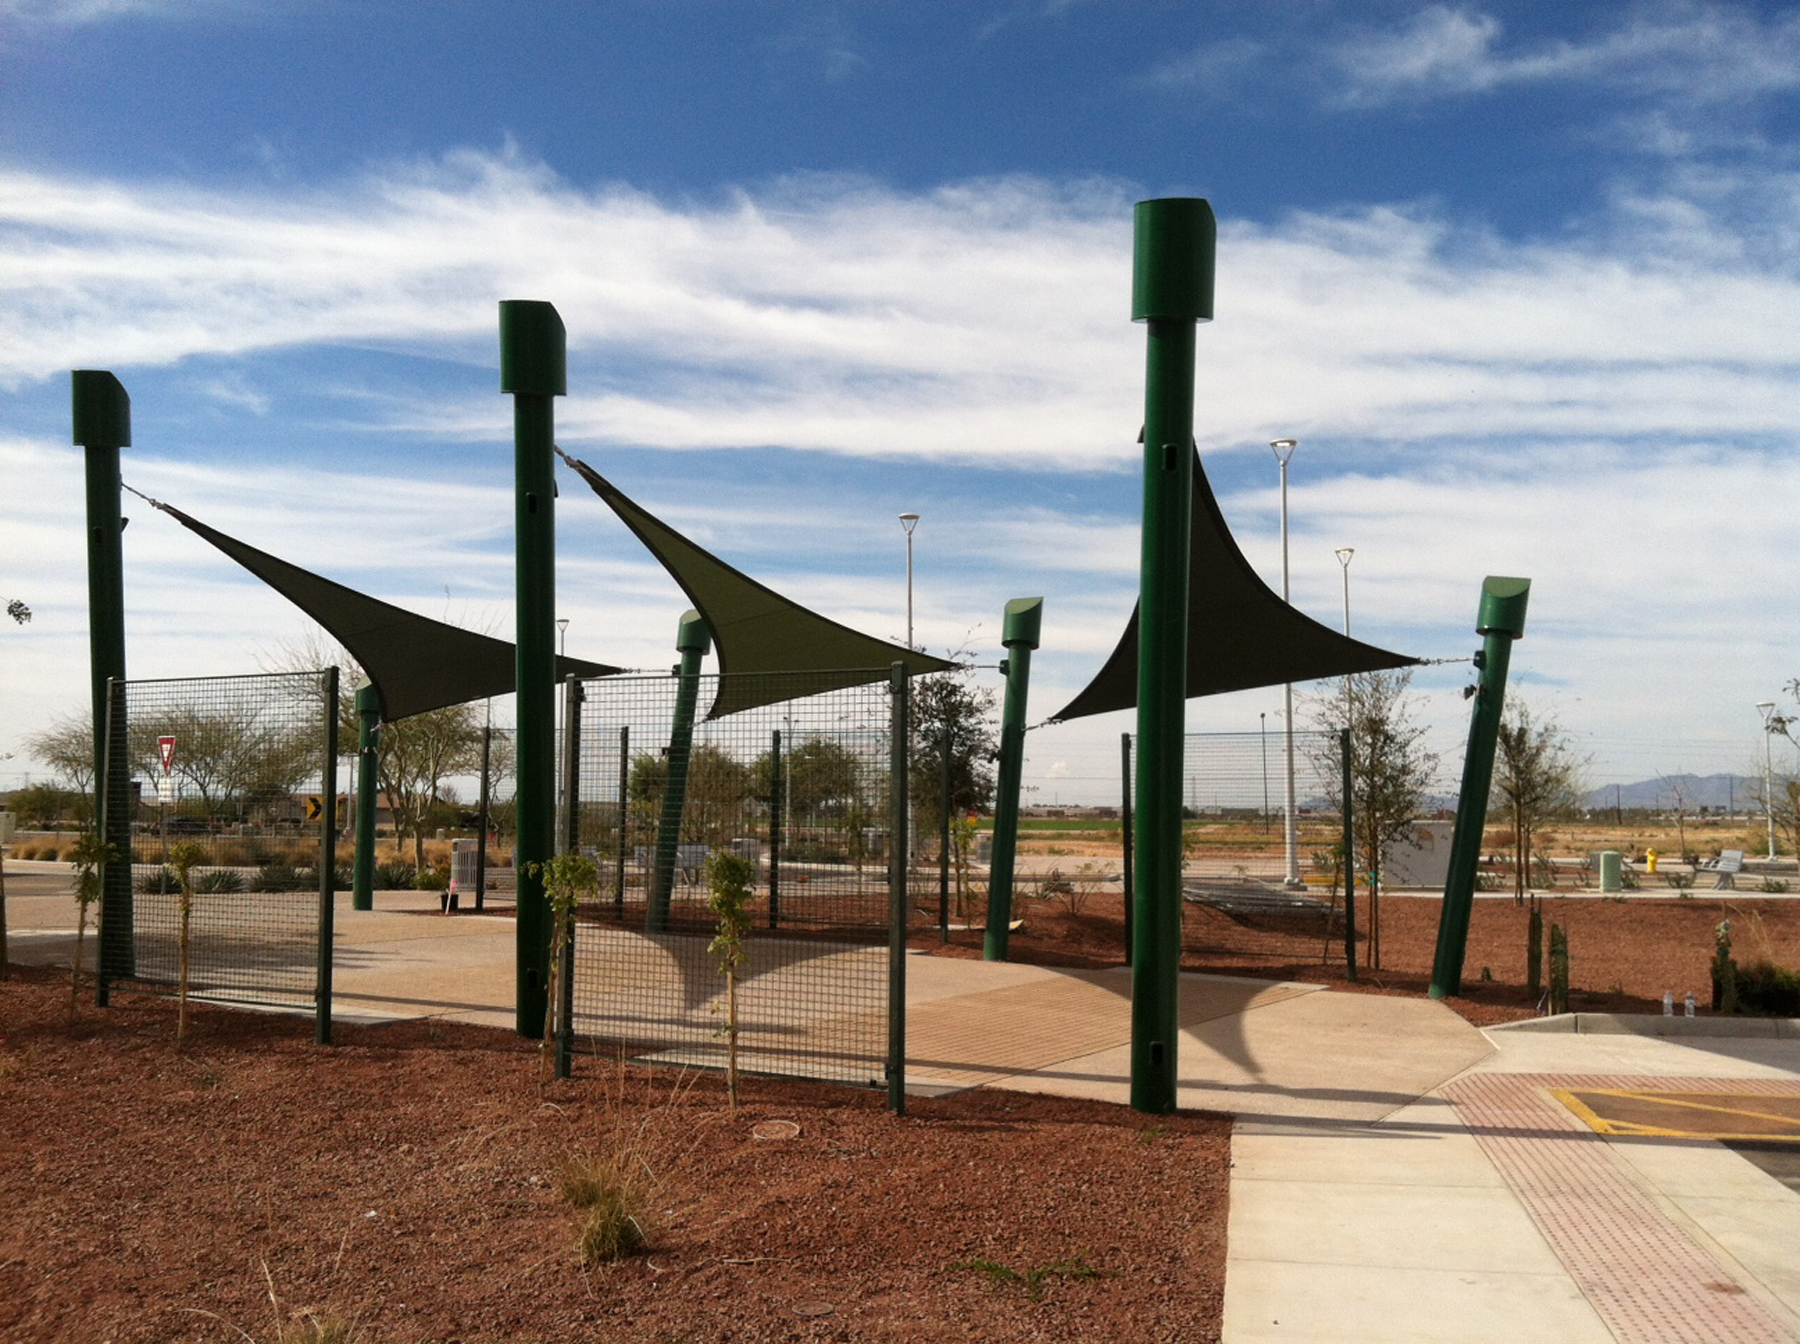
[556,618,570,634]
[1270,438,1297,463]
[898,512,920,536]
[1336,547,1355,568]
[1758,701,1777,724]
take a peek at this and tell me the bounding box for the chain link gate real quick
[560,668,912,1107]
[97,670,340,1042]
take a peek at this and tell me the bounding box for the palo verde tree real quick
[1306,668,1440,970]
[1493,701,1586,906]
[23,713,97,823]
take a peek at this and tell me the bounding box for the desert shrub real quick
[1735,961,1800,1016]
[196,868,245,894]
[1666,870,1695,893]
[254,863,306,893]
[561,1152,655,1264]
[33,844,60,862]
[413,865,449,891]
[375,860,416,889]
[1760,878,1791,894]
[135,865,176,894]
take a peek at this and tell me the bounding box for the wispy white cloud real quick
[4,151,1798,471]
[1327,2,1800,109]
[0,0,270,24]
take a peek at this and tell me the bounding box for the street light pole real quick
[1759,701,1778,861]
[1271,439,1300,886]
[899,513,920,650]
[1335,548,1355,636]
[1260,710,1269,834]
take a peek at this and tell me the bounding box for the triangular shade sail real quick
[560,453,953,719]
[152,502,619,722]
[1052,447,1418,722]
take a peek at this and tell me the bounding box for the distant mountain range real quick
[1581,774,1763,812]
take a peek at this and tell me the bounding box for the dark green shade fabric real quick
[156,503,619,722]
[561,454,954,719]
[1052,446,1417,722]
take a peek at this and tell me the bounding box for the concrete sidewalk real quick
[8,861,1799,1342]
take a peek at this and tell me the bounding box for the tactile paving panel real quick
[1445,1073,1800,1344]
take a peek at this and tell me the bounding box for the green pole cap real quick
[1132,198,1216,323]
[71,370,131,448]
[1476,576,1531,638]
[674,608,712,656]
[354,683,384,719]
[498,300,567,396]
[1001,596,1044,650]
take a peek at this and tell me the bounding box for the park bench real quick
[1183,880,1338,930]
[1704,849,1745,890]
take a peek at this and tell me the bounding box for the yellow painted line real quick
[1552,1088,1800,1143]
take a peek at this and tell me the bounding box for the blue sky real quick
[4,0,1798,801]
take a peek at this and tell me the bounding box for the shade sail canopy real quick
[1051,446,1418,722]
[560,452,953,719]
[150,501,619,722]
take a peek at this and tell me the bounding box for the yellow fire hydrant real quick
[1646,848,1659,874]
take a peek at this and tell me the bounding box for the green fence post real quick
[984,597,1043,960]
[1341,728,1357,982]
[888,662,910,1115]
[316,666,339,1045]
[1429,576,1531,999]
[500,299,566,1038]
[767,728,783,930]
[352,683,380,911]
[1120,732,1134,965]
[1129,198,1215,1114]
[475,724,492,911]
[647,610,710,933]
[556,674,583,1079]
[614,725,629,915]
[74,370,134,988]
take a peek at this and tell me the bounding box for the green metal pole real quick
[1341,728,1357,982]
[501,299,566,1038]
[1129,198,1214,1115]
[888,662,909,1115]
[984,596,1043,961]
[316,666,339,1045]
[1429,576,1531,999]
[352,683,380,911]
[74,370,134,987]
[647,610,710,933]
[767,728,783,930]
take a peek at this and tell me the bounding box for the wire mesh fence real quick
[97,670,339,1039]
[565,669,907,1091]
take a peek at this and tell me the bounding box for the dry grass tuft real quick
[561,1151,657,1264]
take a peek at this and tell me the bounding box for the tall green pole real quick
[500,299,566,1038]
[1129,198,1214,1114]
[1429,576,1531,1000]
[351,682,381,911]
[74,370,134,987]
[647,609,710,933]
[984,596,1043,961]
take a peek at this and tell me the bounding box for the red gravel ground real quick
[915,890,1800,1027]
[7,889,1797,1342]
[1,965,1229,1344]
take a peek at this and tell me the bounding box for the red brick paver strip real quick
[1445,1073,1800,1344]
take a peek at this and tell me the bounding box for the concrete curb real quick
[1492,1012,1800,1039]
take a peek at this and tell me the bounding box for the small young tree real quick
[1306,669,1439,970]
[530,851,599,1080]
[1493,702,1586,906]
[168,841,206,1049]
[65,829,115,1020]
[705,849,755,1109]
[909,665,998,846]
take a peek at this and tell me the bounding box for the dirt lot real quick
[1,966,1229,1344]
[7,858,1799,1342]
[922,888,1800,1026]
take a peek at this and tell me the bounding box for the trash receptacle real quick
[1598,850,1622,893]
